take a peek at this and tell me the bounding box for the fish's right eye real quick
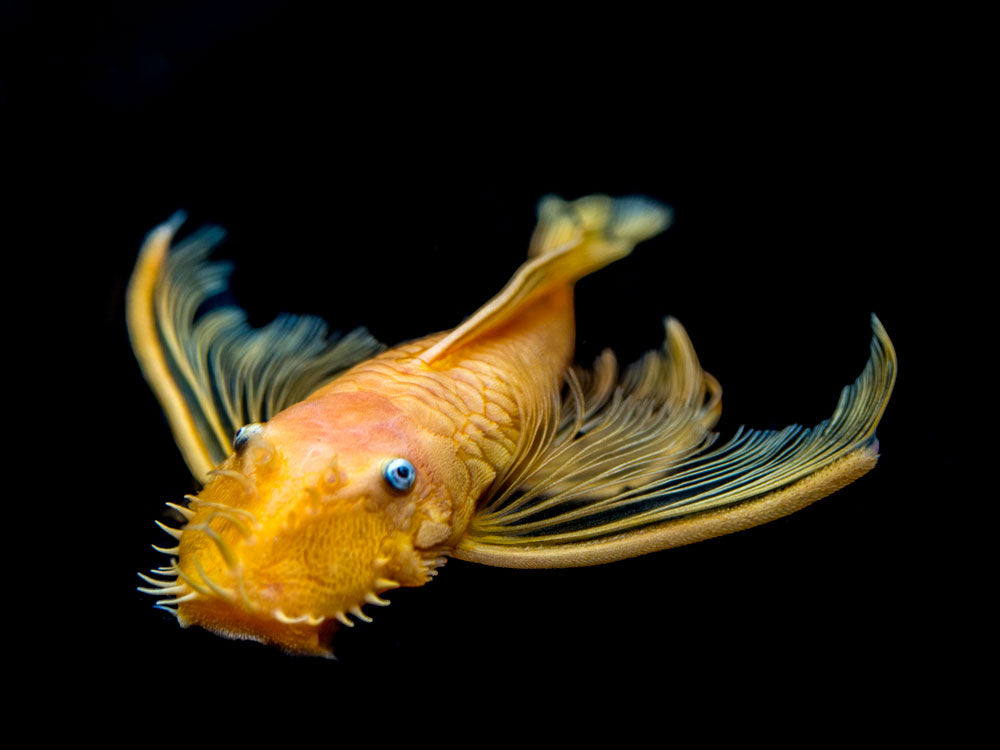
[233,423,263,451]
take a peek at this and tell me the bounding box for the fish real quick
[128,194,896,657]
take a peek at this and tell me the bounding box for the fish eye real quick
[383,458,416,492]
[233,423,263,451]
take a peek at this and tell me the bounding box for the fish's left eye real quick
[234,423,263,451]
[383,458,416,492]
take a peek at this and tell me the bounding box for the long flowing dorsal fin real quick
[126,214,383,483]
[419,195,671,364]
[455,316,896,568]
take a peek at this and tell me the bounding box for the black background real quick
[8,2,953,736]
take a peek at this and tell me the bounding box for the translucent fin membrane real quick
[457,316,895,567]
[127,215,383,481]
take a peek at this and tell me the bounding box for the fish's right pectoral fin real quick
[455,316,896,568]
[126,214,383,483]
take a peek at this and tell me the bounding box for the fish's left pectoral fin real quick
[454,316,896,568]
[126,214,384,483]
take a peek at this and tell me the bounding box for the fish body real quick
[130,195,895,656]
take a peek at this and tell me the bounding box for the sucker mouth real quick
[137,498,402,642]
[137,479,448,654]
[137,554,395,656]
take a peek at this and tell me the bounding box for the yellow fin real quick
[454,316,896,568]
[483,318,721,510]
[419,195,671,363]
[126,214,383,483]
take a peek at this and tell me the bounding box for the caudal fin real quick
[529,194,671,259]
[420,195,670,363]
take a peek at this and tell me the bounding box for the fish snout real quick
[141,472,424,655]
[140,442,450,655]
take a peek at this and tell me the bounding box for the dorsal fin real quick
[419,195,671,364]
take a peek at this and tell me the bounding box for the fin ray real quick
[127,216,383,482]
[455,316,896,567]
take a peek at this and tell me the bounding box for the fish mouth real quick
[177,582,343,657]
[137,491,400,656]
[137,551,356,657]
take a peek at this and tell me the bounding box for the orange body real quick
[175,289,574,654]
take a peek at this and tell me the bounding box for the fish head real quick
[152,392,462,656]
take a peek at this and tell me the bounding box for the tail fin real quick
[529,194,672,259]
[420,195,670,363]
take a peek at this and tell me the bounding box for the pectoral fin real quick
[455,316,896,568]
[126,215,383,483]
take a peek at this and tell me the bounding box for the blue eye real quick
[234,423,263,450]
[383,458,416,492]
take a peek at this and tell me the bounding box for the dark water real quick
[9,3,950,736]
